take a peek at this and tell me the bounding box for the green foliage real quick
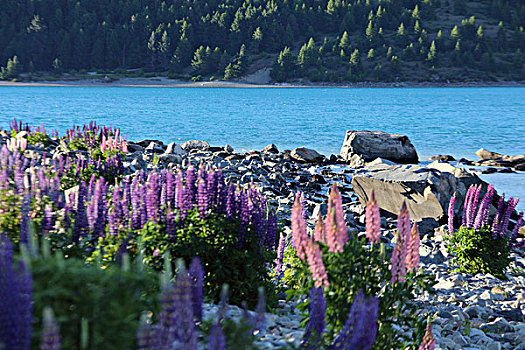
[27,132,52,147]
[0,56,21,80]
[285,236,433,349]
[446,226,511,277]
[31,250,160,350]
[93,209,277,309]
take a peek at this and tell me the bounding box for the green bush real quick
[446,226,511,277]
[91,209,277,309]
[27,132,52,147]
[31,250,160,350]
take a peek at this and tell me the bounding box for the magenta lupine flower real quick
[301,287,326,349]
[448,193,456,234]
[391,202,410,284]
[306,239,329,288]
[467,185,482,228]
[275,235,286,276]
[207,322,227,350]
[40,308,61,350]
[365,191,381,245]
[511,212,524,248]
[186,165,196,204]
[406,223,420,273]
[418,318,436,350]
[492,195,506,238]
[462,186,473,227]
[500,197,519,236]
[197,178,209,218]
[0,235,33,350]
[474,185,494,229]
[189,257,204,322]
[314,213,325,243]
[331,290,379,350]
[292,193,309,260]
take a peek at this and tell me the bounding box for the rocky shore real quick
[2,127,524,350]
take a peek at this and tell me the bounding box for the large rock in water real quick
[351,159,486,221]
[291,147,324,163]
[340,130,419,164]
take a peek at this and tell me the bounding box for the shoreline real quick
[1,77,525,88]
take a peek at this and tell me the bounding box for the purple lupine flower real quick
[275,235,286,276]
[41,205,54,234]
[20,193,31,245]
[130,177,141,229]
[197,178,209,219]
[207,168,217,208]
[499,197,519,236]
[189,257,204,322]
[166,171,175,208]
[207,322,227,350]
[0,235,33,350]
[238,189,250,247]
[173,267,199,349]
[73,181,88,241]
[136,315,156,350]
[93,179,107,236]
[225,184,235,219]
[186,165,196,205]
[146,172,159,223]
[511,212,524,248]
[265,210,277,248]
[448,193,456,234]
[492,194,506,238]
[467,185,481,228]
[365,191,381,244]
[302,287,326,349]
[40,307,61,350]
[330,290,379,350]
[462,186,473,227]
[474,185,493,230]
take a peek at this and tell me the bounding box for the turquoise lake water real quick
[0,86,524,212]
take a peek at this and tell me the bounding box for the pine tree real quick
[367,48,375,60]
[339,31,351,53]
[0,56,21,80]
[349,49,360,66]
[450,25,461,41]
[427,40,437,63]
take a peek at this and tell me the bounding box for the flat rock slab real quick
[340,130,419,164]
[351,160,486,221]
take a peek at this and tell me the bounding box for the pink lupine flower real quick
[314,212,325,243]
[325,207,343,253]
[418,318,436,350]
[306,239,329,288]
[292,193,309,260]
[365,191,381,245]
[392,202,410,283]
[406,223,420,273]
[330,184,348,246]
[448,193,456,234]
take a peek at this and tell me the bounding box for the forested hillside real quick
[0,0,524,83]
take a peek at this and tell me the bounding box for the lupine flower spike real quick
[291,192,309,260]
[448,193,456,234]
[331,290,379,350]
[306,239,330,288]
[302,287,326,349]
[406,223,420,273]
[418,317,436,350]
[391,202,410,284]
[365,191,381,245]
[40,307,61,350]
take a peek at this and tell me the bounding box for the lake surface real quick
[0,86,524,212]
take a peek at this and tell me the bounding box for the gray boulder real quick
[165,142,186,156]
[351,160,486,221]
[262,144,279,154]
[290,147,324,163]
[181,140,210,151]
[340,130,419,164]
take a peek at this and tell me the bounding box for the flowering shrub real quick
[446,184,523,277]
[284,186,433,349]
